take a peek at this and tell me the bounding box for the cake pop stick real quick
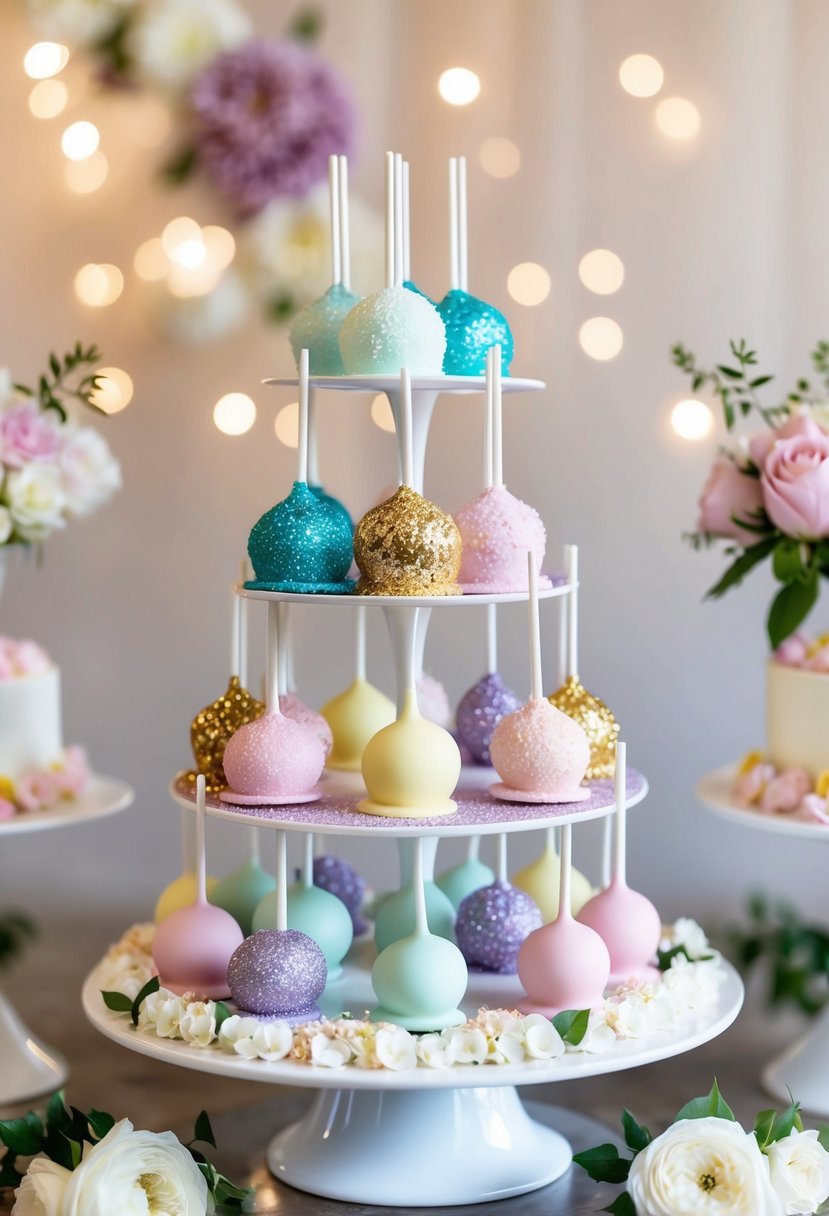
[275,830,288,931]
[400,367,414,490]
[238,559,249,687]
[412,836,428,937]
[265,601,280,715]
[328,153,341,287]
[355,605,367,681]
[496,832,507,883]
[614,742,627,883]
[484,346,494,487]
[338,155,351,291]
[402,159,412,283]
[298,348,310,486]
[449,157,459,292]
[491,344,503,488]
[394,153,404,290]
[457,154,468,293]
[528,550,543,698]
[566,543,579,680]
[486,603,497,674]
[303,831,315,888]
[385,150,395,291]
[602,814,613,889]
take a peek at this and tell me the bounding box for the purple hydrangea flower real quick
[191,39,355,217]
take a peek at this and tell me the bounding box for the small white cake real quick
[766,659,829,779]
[0,665,63,781]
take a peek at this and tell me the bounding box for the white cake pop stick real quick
[412,836,428,937]
[449,157,459,292]
[307,388,319,487]
[400,367,414,490]
[230,578,241,680]
[484,344,494,488]
[277,603,290,698]
[602,815,613,889]
[355,605,367,681]
[558,544,568,686]
[328,153,341,286]
[614,741,627,886]
[458,154,468,293]
[486,603,497,674]
[195,774,208,905]
[557,824,573,922]
[496,832,507,883]
[385,151,395,291]
[394,153,404,289]
[402,158,412,283]
[250,826,260,869]
[298,348,310,485]
[303,831,315,888]
[492,343,504,488]
[238,559,249,687]
[276,830,288,931]
[266,602,280,715]
[181,804,195,874]
[528,550,543,700]
[466,835,481,862]
[566,543,579,681]
[338,155,351,291]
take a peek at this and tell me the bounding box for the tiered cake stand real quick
[0,775,133,1106]
[698,764,829,1115]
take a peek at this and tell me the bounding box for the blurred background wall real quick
[0,0,818,929]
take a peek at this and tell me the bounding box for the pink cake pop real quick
[577,742,661,984]
[453,346,550,593]
[152,774,244,999]
[517,822,610,1015]
[276,606,333,758]
[490,552,591,803]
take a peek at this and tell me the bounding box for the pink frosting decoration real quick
[0,403,62,468]
[0,636,52,680]
[774,633,810,667]
[54,745,91,797]
[279,693,333,759]
[222,712,325,800]
[0,799,15,821]
[806,643,829,673]
[453,485,548,593]
[577,879,662,983]
[490,698,590,799]
[801,794,829,825]
[517,914,610,1015]
[697,457,763,547]
[15,771,60,813]
[152,903,244,999]
[416,673,452,729]
[733,762,776,807]
[761,768,812,814]
[761,432,829,539]
[749,412,827,468]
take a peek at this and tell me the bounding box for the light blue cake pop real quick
[437,288,514,376]
[374,880,456,954]
[309,484,353,532]
[246,481,355,594]
[339,287,446,375]
[289,284,362,376]
[436,838,495,911]
[212,858,276,937]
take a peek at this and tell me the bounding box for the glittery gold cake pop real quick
[354,485,462,596]
[188,676,265,793]
[548,676,619,780]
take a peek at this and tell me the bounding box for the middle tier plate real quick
[170,772,648,838]
[236,579,569,608]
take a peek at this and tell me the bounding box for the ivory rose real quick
[697,457,763,546]
[11,1155,70,1215]
[766,1129,829,1214]
[762,432,829,539]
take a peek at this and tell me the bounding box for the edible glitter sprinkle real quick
[338,286,446,375]
[354,485,462,596]
[453,485,548,593]
[437,288,514,376]
[247,480,355,594]
[227,928,327,1016]
[456,672,522,765]
[290,284,361,375]
[189,676,265,793]
[313,855,367,934]
[455,879,542,973]
[549,676,620,780]
[222,714,325,799]
[490,698,590,797]
[309,484,353,532]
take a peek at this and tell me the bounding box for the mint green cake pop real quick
[290,284,361,376]
[374,874,456,953]
[212,846,276,937]
[436,837,494,911]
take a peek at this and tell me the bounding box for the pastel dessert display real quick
[289,154,360,375]
[339,152,445,375]
[152,776,244,999]
[511,827,593,922]
[490,553,591,803]
[517,823,611,1016]
[374,836,457,952]
[313,851,368,935]
[548,544,620,780]
[371,837,467,1030]
[228,832,327,1023]
[154,806,219,923]
[456,604,522,765]
[455,834,542,974]
[275,603,334,759]
[320,607,395,771]
[435,836,494,910]
[211,828,276,937]
[453,345,549,593]
[437,155,514,376]
[577,742,661,984]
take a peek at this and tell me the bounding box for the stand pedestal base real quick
[0,989,67,1108]
[763,1005,829,1117]
[267,1085,571,1206]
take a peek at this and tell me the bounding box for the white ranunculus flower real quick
[445,1027,488,1066]
[5,465,66,542]
[24,0,138,44]
[767,1129,829,1215]
[59,428,121,517]
[521,1014,565,1060]
[662,956,723,1013]
[137,990,184,1039]
[660,918,711,960]
[179,1001,216,1048]
[96,953,155,1002]
[415,1033,450,1069]
[61,1119,208,1216]
[310,1034,352,1069]
[128,0,251,88]
[12,1155,71,1216]
[374,1027,417,1071]
[628,1117,782,1216]
[0,505,13,545]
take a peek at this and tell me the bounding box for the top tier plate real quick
[263,375,545,394]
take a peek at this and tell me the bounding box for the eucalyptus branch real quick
[671,339,777,431]
[13,342,106,422]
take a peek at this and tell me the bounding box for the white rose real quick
[23,0,137,44]
[61,1119,207,1216]
[521,1014,565,1060]
[0,503,10,544]
[12,1156,71,1216]
[252,1022,293,1062]
[4,465,66,542]
[628,1117,782,1216]
[445,1027,488,1066]
[416,1033,450,1069]
[179,1001,216,1048]
[137,990,184,1039]
[58,428,121,518]
[374,1027,417,1071]
[128,0,251,88]
[310,1033,352,1069]
[767,1130,829,1215]
[0,369,13,407]
[96,953,155,1002]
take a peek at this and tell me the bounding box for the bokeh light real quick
[24,42,68,80]
[371,394,396,433]
[671,398,713,440]
[61,120,99,161]
[91,367,133,414]
[655,96,701,140]
[214,393,256,436]
[133,238,167,281]
[202,226,236,269]
[29,79,68,119]
[438,67,480,106]
[161,216,201,256]
[74,263,123,307]
[619,53,664,98]
[507,262,551,306]
[578,249,625,295]
[64,150,108,194]
[479,137,521,178]
[275,401,299,448]
[578,317,624,361]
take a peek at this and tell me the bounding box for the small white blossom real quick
[137,990,184,1039]
[128,0,251,89]
[374,1027,417,1071]
[179,1001,217,1048]
[217,1014,259,1055]
[660,917,711,961]
[416,1033,450,1069]
[488,1032,525,1065]
[251,1022,293,1062]
[572,1010,616,1055]
[445,1027,488,1066]
[310,1033,352,1069]
[0,506,11,544]
[97,953,155,1002]
[521,1015,565,1061]
[5,465,66,542]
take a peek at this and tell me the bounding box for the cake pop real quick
[435,836,494,910]
[512,827,593,921]
[339,152,445,375]
[374,836,457,952]
[211,828,276,936]
[416,673,452,728]
[517,823,610,1016]
[490,553,591,803]
[228,831,327,1023]
[361,687,461,818]
[320,607,396,771]
[289,155,361,375]
[313,851,368,935]
[354,368,461,596]
[155,871,219,924]
[253,833,353,979]
[456,605,522,765]
[437,156,514,376]
[577,742,661,984]
[453,346,549,593]
[274,603,333,759]
[548,545,620,779]
[221,602,325,806]
[152,776,244,998]
[371,836,467,1030]
[246,350,354,594]
[456,834,542,974]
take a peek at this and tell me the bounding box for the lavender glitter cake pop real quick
[227,929,326,1020]
[456,605,521,765]
[313,854,367,935]
[455,834,541,974]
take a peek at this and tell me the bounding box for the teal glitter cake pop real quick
[438,289,514,376]
[310,484,353,532]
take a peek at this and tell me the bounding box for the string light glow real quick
[74,263,124,307]
[64,150,108,194]
[275,401,299,448]
[438,67,480,106]
[578,249,625,295]
[370,394,395,433]
[61,120,100,161]
[671,398,713,440]
[479,137,521,178]
[507,262,551,306]
[579,317,624,361]
[29,79,68,119]
[202,226,235,269]
[161,216,201,256]
[619,53,664,98]
[91,367,134,414]
[24,42,68,79]
[133,238,168,281]
[214,393,256,436]
[656,97,701,140]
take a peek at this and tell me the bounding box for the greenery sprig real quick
[0,911,36,971]
[13,342,106,422]
[729,893,829,1017]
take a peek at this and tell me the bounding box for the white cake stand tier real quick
[698,765,829,1115]
[82,960,743,1207]
[0,775,134,1107]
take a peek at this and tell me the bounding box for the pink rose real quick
[774,633,810,666]
[761,768,812,813]
[0,403,62,468]
[807,644,829,673]
[15,771,59,812]
[801,794,829,824]
[697,457,764,546]
[0,799,15,821]
[762,432,829,538]
[733,762,776,806]
[53,745,91,797]
[749,412,827,467]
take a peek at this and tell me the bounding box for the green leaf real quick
[265,290,297,323]
[193,1111,216,1149]
[773,539,808,583]
[214,1001,233,1031]
[750,375,774,389]
[767,572,819,649]
[818,1125,829,1152]
[601,1196,637,1216]
[161,145,199,186]
[621,1108,652,1152]
[0,1112,44,1157]
[755,1109,777,1149]
[87,1109,115,1141]
[289,6,324,41]
[571,1143,632,1184]
[717,365,744,379]
[705,536,777,600]
[675,1079,736,1122]
[131,975,160,1026]
[49,353,60,378]
[552,1008,590,1045]
[770,1100,801,1143]
[101,990,133,1013]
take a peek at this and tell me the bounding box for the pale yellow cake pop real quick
[155,872,219,923]
[360,689,461,818]
[321,677,396,772]
[512,831,593,923]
